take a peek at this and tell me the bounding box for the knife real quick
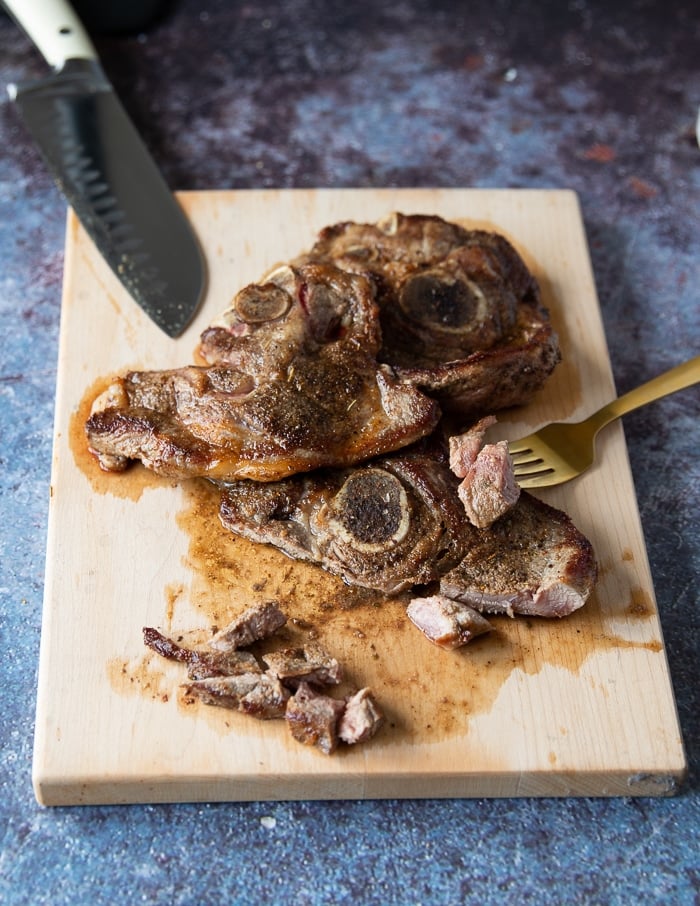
[4,0,206,337]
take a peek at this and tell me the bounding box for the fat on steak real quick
[440,492,598,618]
[406,594,492,648]
[295,213,561,416]
[217,446,470,595]
[85,263,439,481]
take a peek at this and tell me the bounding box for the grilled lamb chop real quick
[207,601,288,652]
[285,681,346,754]
[295,213,560,416]
[183,672,290,719]
[440,492,597,617]
[217,446,469,595]
[143,626,261,680]
[338,688,385,745]
[262,643,343,689]
[406,594,492,648]
[449,417,520,528]
[85,263,439,482]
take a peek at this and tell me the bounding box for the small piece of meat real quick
[449,419,520,527]
[262,643,342,688]
[217,447,469,594]
[143,627,260,680]
[440,492,597,617]
[406,594,492,648]
[338,688,384,744]
[457,441,520,528]
[285,681,346,754]
[208,601,287,652]
[85,263,439,481]
[183,672,290,719]
[448,415,496,476]
[295,213,560,417]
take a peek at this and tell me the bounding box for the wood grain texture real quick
[32,189,686,805]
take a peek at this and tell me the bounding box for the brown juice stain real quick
[96,468,664,746]
[73,360,653,749]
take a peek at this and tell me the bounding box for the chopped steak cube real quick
[338,688,384,744]
[208,601,287,652]
[406,594,492,649]
[183,672,289,719]
[262,643,342,688]
[285,681,345,754]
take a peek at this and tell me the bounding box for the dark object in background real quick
[71,0,174,34]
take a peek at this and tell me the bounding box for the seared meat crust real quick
[296,213,560,416]
[86,263,439,481]
[217,447,470,595]
[440,492,598,617]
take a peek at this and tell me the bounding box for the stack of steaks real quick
[85,213,597,637]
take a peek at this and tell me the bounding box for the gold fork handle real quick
[588,355,700,431]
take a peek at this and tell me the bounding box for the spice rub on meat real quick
[85,262,439,482]
[294,213,561,416]
[217,446,469,595]
[217,441,597,617]
[440,493,598,618]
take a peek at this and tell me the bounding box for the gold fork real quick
[509,356,700,488]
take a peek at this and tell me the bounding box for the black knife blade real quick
[5,0,206,337]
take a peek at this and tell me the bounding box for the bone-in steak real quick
[295,213,561,416]
[217,446,470,595]
[85,263,439,481]
[217,440,596,613]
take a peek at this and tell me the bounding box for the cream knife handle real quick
[4,0,97,68]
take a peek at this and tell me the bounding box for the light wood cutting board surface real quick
[33,188,686,805]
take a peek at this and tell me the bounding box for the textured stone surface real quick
[0,1,698,903]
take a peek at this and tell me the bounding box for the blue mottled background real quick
[0,1,698,903]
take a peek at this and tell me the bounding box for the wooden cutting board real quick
[33,189,687,805]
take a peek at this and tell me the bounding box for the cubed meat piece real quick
[406,594,492,649]
[456,440,520,528]
[208,601,287,652]
[285,681,345,754]
[338,688,384,744]
[262,643,342,689]
[183,672,289,719]
[449,418,520,528]
[448,415,496,476]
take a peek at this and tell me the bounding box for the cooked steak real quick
[338,688,384,745]
[285,681,346,754]
[217,446,469,594]
[183,672,290,719]
[262,643,343,689]
[142,626,261,680]
[449,417,520,528]
[440,492,597,617]
[406,594,492,648]
[295,212,560,416]
[85,263,439,481]
[207,601,288,652]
